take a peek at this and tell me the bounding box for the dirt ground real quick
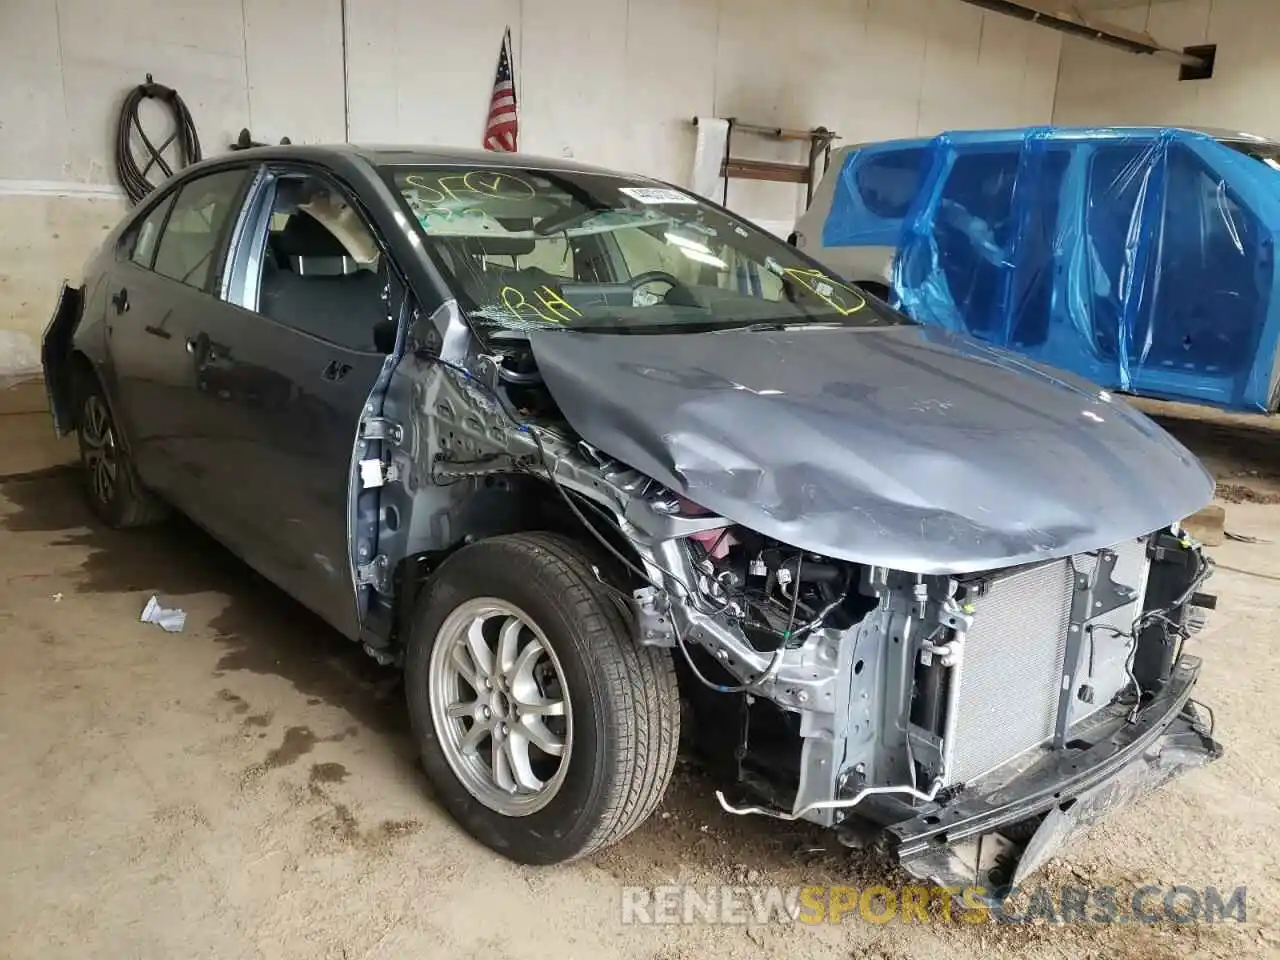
[2,403,1280,960]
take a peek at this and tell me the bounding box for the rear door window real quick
[855,148,931,220]
[153,169,249,292]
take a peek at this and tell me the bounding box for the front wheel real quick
[405,532,679,863]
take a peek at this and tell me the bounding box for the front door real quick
[196,167,402,638]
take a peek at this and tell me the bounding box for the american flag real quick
[484,29,519,152]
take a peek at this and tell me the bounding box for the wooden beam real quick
[957,0,1208,68]
[720,159,811,184]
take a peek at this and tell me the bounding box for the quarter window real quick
[153,169,247,292]
[127,194,175,268]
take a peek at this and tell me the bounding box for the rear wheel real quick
[405,532,679,863]
[74,367,166,528]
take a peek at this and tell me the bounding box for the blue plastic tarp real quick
[821,127,1280,412]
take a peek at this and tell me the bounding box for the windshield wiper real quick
[711,319,848,334]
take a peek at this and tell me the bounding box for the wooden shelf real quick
[720,159,812,184]
[694,117,838,207]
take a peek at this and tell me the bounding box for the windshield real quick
[383,165,908,335]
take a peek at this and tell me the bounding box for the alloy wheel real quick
[81,395,118,507]
[428,598,572,816]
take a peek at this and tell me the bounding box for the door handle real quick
[144,324,171,339]
[186,335,228,363]
[111,288,129,314]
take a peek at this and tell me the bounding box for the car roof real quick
[835,125,1280,155]
[195,142,642,179]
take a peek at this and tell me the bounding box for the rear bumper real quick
[891,654,1221,894]
[42,282,84,437]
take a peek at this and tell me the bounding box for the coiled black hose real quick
[115,74,202,205]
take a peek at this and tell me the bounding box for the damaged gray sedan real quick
[42,145,1221,893]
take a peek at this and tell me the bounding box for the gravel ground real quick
[2,402,1279,959]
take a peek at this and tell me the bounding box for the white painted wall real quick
[1053,0,1280,138]
[0,0,345,381]
[346,0,1062,222]
[0,0,1064,379]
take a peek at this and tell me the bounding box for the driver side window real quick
[234,171,393,353]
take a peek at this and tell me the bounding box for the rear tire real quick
[405,532,679,864]
[73,366,167,528]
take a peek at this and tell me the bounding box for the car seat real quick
[260,212,387,350]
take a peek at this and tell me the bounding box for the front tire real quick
[73,368,166,528]
[405,532,679,864]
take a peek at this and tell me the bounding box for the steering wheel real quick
[628,270,698,307]
[629,270,683,291]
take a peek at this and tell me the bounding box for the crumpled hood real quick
[527,324,1215,574]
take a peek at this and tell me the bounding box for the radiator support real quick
[929,539,1149,787]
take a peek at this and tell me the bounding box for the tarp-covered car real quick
[44,145,1221,896]
[794,126,1280,413]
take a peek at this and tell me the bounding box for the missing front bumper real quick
[890,655,1221,895]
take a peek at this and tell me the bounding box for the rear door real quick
[102,189,181,490]
[199,165,405,638]
[107,167,254,503]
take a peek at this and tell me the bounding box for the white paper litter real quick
[140,595,186,633]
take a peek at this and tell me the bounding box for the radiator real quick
[944,538,1149,786]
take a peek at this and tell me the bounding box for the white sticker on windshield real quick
[619,187,698,205]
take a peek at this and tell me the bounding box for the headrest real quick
[276,212,349,257]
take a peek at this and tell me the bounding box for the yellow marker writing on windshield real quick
[501,286,582,325]
[533,286,582,323]
[463,170,536,199]
[782,268,867,316]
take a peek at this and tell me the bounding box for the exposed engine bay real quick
[362,306,1222,893]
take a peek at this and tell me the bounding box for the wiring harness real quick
[115,74,203,205]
